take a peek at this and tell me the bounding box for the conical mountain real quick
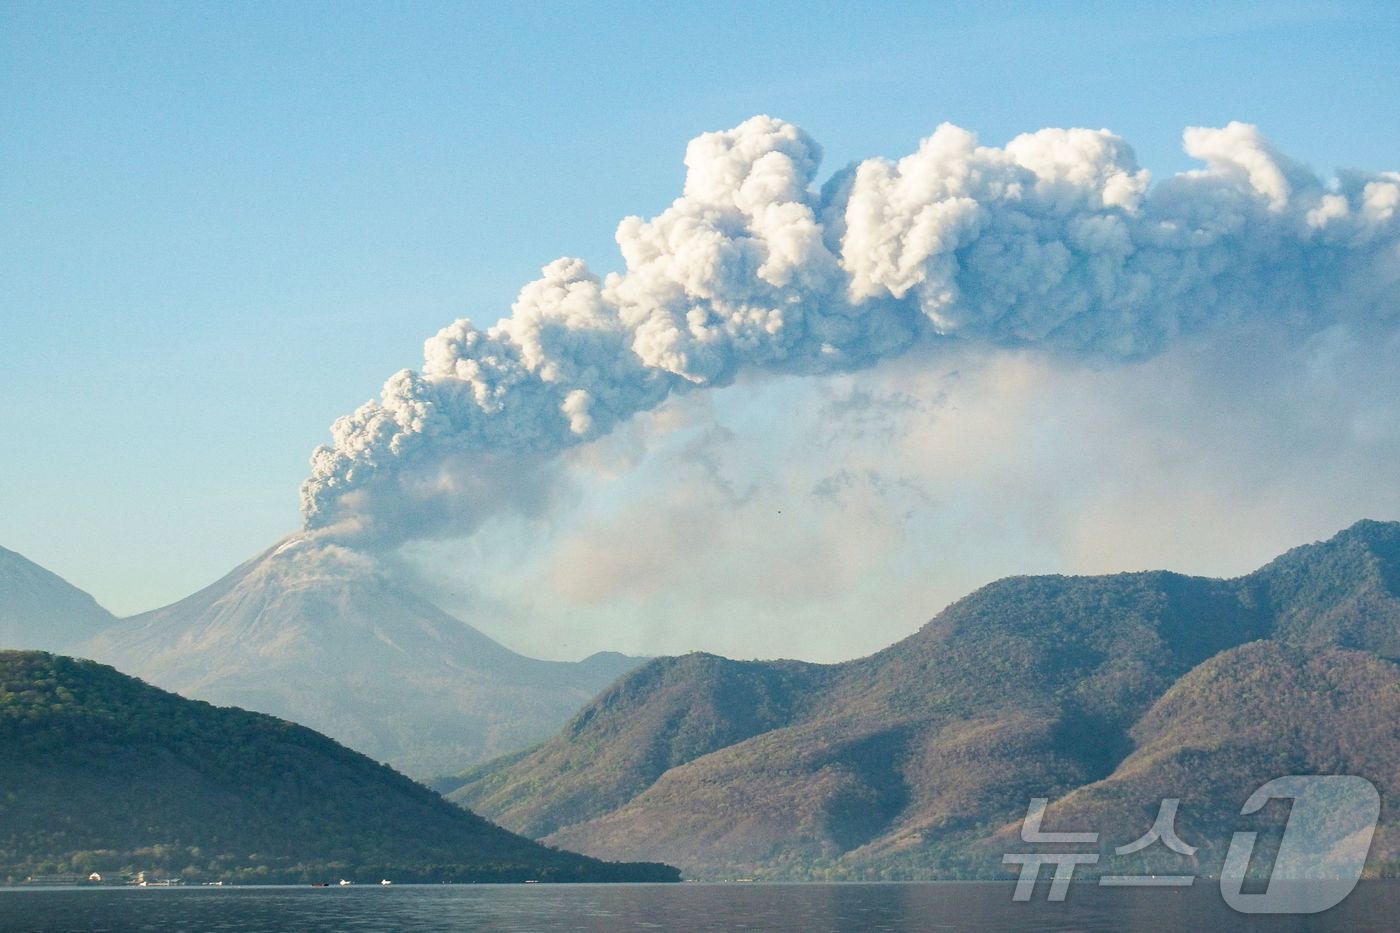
[443,520,1400,880]
[77,535,639,779]
[0,545,116,652]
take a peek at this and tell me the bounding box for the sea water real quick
[1,881,1396,932]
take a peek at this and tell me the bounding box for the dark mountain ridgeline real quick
[1252,518,1400,658]
[443,520,1400,880]
[0,651,678,884]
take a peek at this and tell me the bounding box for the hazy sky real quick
[3,1,1399,661]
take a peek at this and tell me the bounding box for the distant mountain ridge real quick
[0,545,116,652]
[0,650,678,884]
[76,536,642,778]
[442,520,1400,880]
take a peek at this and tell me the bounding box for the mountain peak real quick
[1329,517,1400,554]
[73,536,642,778]
[1336,516,1400,537]
[0,545,116,652]
[1260,518,1400,566]
[260,534,399,586]
[1248,519,1400,658]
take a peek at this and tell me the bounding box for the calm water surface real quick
[1,881,1396,932]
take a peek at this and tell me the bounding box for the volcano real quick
[77,536,639,778]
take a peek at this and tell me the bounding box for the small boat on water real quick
[338,879,353,886]
[380,879,392,886]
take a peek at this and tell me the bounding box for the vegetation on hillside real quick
[446,520,1400,880]
[0,651,678,884]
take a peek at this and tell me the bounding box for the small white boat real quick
[379,879,392,886]
[338,879,352,886]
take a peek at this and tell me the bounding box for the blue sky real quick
[3,2,1399,655]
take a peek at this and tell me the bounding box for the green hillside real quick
[0,651,678,884]
[442,520,1400,880]
[448,653,835,839]
[1000,641,1400,877]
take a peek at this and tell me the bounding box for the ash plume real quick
[300,116,1400,543]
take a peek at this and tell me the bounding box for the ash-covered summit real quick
[78,536,639,778]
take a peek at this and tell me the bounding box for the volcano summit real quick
[77,536,639,778]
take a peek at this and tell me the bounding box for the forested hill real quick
[443,519,1400,880]
[0,651,678,884]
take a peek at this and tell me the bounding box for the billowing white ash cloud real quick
[301,116,1400,542]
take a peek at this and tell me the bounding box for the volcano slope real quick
[78,537,640,779]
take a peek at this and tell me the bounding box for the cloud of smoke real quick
[410,318,1400,662]
[300,116,1400,542]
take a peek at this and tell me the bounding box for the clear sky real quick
[3,1,1399,659]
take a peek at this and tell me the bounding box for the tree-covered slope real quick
[0,651,678,884]
[991,642,1400,878]
[448,652,835,839]
[445,520,1400,879]
[1250,518,1400,658]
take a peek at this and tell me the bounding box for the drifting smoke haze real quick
[397,317,1400,661]
[301,116,1400,548]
